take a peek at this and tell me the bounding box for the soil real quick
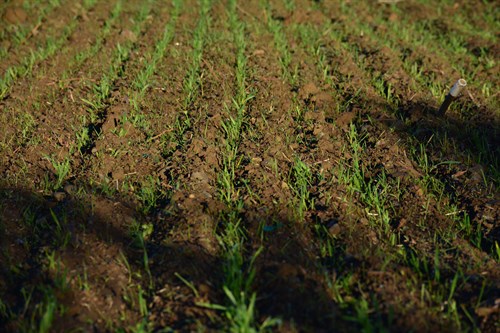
[0,0,499,332]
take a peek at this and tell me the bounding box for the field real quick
[0,0,499,331]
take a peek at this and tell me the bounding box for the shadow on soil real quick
[397,100,500,244]
[397,100,499,176]
[0,185,351,332]
[0,185,219,331]
[354,95,499,247]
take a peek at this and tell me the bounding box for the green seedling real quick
[136,176,164,214]
[265,7,298,86]
[49,209,70,248]
[494,242,500,262]
[130,222,153,290]
[70,0,123,71]
[289,157,313,220]
[44,155,71,190]
[38,293,57,333]
[1,21,77,99]
[182,0,211,110]
[133,0,183,96]
[344,298,377,332]
[175,272,200,298]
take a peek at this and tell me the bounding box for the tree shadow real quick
[393,99,500,247]
[344,93,499,250]
[0,183,349,332]
[0,183,393,332]
[1,111,498,333]
[396,99,499,177]
[0,185,222,332]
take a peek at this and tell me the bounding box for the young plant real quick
[288,157,313,220]
[132,0,183,95]
[262,0,298,86]
[44,155,71,190]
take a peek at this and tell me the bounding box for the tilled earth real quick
[0,0,499,332]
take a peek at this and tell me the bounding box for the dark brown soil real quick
[1,0,499,332]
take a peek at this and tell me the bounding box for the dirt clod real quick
[3,7,27,24]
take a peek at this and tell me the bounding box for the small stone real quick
[191,171,209,184]
[475,307,495,317]
[120,29,137,43]
[415,186,424,197]
[198,283,210,295]
[53,192,66,201]
[469,165,484,184]
[64,184,75,194]
[328,223,341,236]
[188,194,195,199]
[201,191,212,199]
